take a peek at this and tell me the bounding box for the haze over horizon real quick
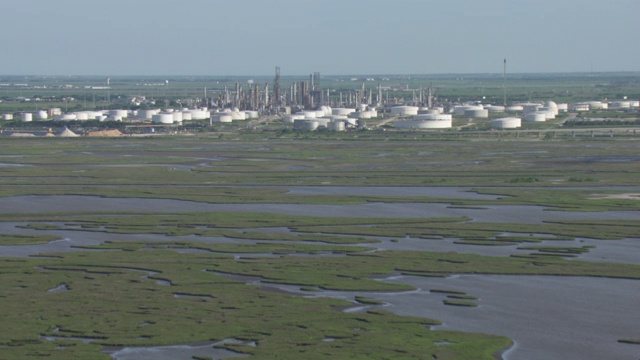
[1,0,638,76]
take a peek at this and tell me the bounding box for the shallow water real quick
[1,195,638,224]
[229,274,640,360]
[105,340,249,360]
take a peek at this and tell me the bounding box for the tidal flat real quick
[0,136,639,359]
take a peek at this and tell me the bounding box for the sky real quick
[0,0,638,76]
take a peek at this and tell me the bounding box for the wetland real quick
[0,136,638,359]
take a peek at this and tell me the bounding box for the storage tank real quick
[109,109,129,119]
[315,118,330,128]
[485,105,505,113]
[181,112,193,121]
[464,109,489,118]
[96,115,108,122]
[353,111,372,119]
[37,110,48,120]
[327,120,346,131]
[284,114,305,124]
[211,114,233,123]
[138,109,159,120]
[630,101,639,108]
[395,118,452,129]
[557,103,569,112]
[521,103,542,113]
[54,114,77,121]
[524,112,547,122]
[2,114,13,121]
[390,106,419,116]
[506,105,524,112]
[152,113,175,124]
[454,105,482,115]
[332,108,355,116]
[245,110,259,119]
[293,119,319,131]
[491,117,521,129]
[21,113,33,122]
[537,108,556,119]
[74,112,90,121]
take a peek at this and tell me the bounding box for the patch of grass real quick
[443,300,478,307]
[0,234,60,245]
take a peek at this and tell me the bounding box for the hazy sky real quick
[1,0,638,76]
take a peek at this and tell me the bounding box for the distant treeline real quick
[564,119,640,127]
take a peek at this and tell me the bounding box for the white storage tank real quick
[571,103,590,112]
[395,119,452,129]
[172,112,183,123]
[328,120,346,131]
[293,119,319,131]
[54,114,77,121]
[138,109,159,120]
[211,114,233,123]
[181,112,193,121]
[74,112,90,121]
[21,113,33,122]
[491,117,521,129]
[345,118,358,126]
[109,109,129,119]
[245,110,259,119]
[454,105,482,115]
[485,105,505,113]
[37,110,48,120]
[630,101,639,108]
[315,118,330,128]
[390,106,419,116]
[557,103,569,112]
[354,111,372,119]
[152,113,175,124]
[506,105,524,112]
[302,111,317,119]
[284,114,305,124]
[524,112,547,122]
[332,108,355,116]
[537,108,556,119]
[2,114,13,121]
[464,109,489,118]
[96,115,108,122]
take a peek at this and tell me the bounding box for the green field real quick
[0,134,639,359]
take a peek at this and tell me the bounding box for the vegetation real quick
[0,134,638,359]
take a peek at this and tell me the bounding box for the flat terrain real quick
[0,134,639,359]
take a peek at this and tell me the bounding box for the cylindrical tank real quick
[245,110,259,119]
[391,106,419,116]
[172,112,183,123]
[152,113,175,124]
[332,108,355,116]
[353,111,372,119]
[96,115,108,122]
[413,114,452,121]
[21,113,33,122]
[181,112,193,121]
[395,119,452,129]
[211,114,233,123]
[37,110,48,120]
[537,108,556,119]
[2,114,13,121]
[74,112,90,121]
[557,103,569,112]
[327,120,345,131]
[491,117,521,129]
[109,109,129,119]
[485,105,505,113]
[302,111,317,119]
[293,119,319,131]
[54,114,77,121]
[630,101,639,108]
[138,109,158,120]
[284,114,305,124]
[464,109,489,118]
[524,112,547,122]
[506,105,524,112]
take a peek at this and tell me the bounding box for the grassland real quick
[0,135,638,359]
